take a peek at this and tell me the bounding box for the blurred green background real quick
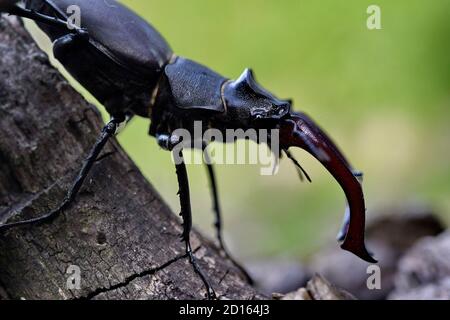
[29,0,450,260]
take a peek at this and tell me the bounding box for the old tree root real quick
[0,16,259,300]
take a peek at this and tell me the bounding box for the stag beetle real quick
[0,0,376,299]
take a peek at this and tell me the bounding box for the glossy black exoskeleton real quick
[1,0,375,299]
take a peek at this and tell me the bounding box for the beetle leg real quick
[0,116,124,233]
[53,29,90,60]
[202,144,254,284]
[174,149,216,300]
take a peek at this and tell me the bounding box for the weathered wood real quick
[389,231,450,300]
[273,275,356,300]
[0,16,259,300]
[309,207,445,300]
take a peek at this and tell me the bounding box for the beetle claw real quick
[280,112,376,263]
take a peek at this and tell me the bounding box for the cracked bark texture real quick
[0,16,259,300]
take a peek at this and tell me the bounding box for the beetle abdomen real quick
[29,0,173,75]
[26,0,173,116]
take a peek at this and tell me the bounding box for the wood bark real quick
[0,16,259,300]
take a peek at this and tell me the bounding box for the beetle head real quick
[223,69,291,122]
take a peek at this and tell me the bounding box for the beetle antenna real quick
[283,149,312,183]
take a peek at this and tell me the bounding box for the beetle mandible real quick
[0,0,376,299]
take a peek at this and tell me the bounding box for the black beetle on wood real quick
[0,0,376,299]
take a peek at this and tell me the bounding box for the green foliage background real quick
[29,0,450,259]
